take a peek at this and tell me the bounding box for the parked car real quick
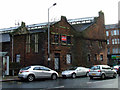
[113,65,120,73]
[61,67,89,78]
[18,65,59,81]
[89,65,117,79]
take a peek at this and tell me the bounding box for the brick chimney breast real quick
[61,16,67,22]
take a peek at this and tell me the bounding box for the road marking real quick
[87,81,104,84]
[52,86,65,88]
[43,86,65,90]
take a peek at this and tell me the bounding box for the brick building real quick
[105,24,120,66]
[0,11,107,75]
[71,11,107,67]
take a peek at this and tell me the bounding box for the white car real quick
[61,67,89,78]
[89,65,117,79]
[18,65,59,81]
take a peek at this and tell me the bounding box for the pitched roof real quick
[72,22,94,32]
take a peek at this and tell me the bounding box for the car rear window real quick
[91,66,100,70]
[21,66,31,70]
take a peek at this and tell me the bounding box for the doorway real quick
[54,53,60,71]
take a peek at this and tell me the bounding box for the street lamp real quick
[48,3,57,62]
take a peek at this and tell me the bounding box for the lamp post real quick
[48,3,56,64]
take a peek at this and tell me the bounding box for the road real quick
[1,75,120,89]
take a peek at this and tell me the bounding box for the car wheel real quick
[101,74,105,79]
[113,73,117,78]
[51,74,57,80]
[27,75,35,82]
[71,73,76,79]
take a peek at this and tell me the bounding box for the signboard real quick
[61,36,67,42]
[111,55,120,60]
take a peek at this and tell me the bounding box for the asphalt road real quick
[1,75,120,90]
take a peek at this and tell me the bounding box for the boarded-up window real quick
[26,34,30,53]
[66,54,71,64]
[35,34,39,53]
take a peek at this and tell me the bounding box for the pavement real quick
[0,76,20,82]
[0,74,63,82]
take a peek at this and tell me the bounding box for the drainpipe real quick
[12,35,14,76]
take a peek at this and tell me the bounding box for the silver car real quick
[18,65,59,81]
[89,65,117,79]
[61,67,89,78]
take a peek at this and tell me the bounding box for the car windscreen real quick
[91,66,100,70]
[21,66,31,70]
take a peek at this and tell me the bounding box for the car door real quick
[76,68,84,76]
[33,67,43,78]
[40,67,52,78]
[102,66,113,77]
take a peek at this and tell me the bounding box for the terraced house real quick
[105,24,120,66]
[0,11,107,75]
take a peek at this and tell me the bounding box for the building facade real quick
[71,11,107,67]
[0,11,107,75]
[105,24,120,66]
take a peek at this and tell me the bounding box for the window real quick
[91,66,100,70]
[26,34,30,53]
[99,41,102,48]
[94,54,97,61]
[87,54,90,61]
[106,31,109,36]
[114,30,117,35]
[61,35,67,43]
[90,41,93,47]
[119,48,120,53]
[117,39,120,44]
[16,54,20,62]
[33,67,40,70]
[100,54,103,61]
[113,48,115,54]
[112,39,115,44]
[102,66,111,70]
[66,54,71,64]
[107,40,109,44]
[115,48,118,54]
[35,34,39,53]
[67,36,71,44]
[115,39,117,44]
[54,34,59,43]
[117,30,119,35]
[111,30,114,36]
[113,48,119,54]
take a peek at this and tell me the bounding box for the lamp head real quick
[53,3,56,6]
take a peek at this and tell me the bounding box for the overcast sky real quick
[0,0,119,29]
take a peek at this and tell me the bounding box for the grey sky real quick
[0,0,119,29]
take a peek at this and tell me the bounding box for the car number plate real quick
[92,73,96,75]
